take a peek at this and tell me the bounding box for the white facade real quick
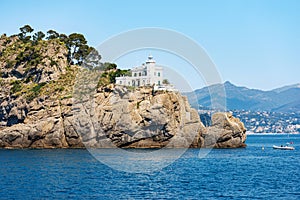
[116,55,164,87]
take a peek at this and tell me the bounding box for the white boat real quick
[273,145,295,150]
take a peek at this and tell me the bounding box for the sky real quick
[1,0,300,90]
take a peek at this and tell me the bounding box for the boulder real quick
[203,112,247,148]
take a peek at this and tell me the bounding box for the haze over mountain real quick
[193,81,300,113]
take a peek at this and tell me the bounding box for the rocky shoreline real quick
[0,84,246,149]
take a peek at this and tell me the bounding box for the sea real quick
[0,134,299,199]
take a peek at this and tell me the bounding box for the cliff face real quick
[0,34,81,148]
[0,34,247,148]
[73,85,204,148]
[0,84,246,149]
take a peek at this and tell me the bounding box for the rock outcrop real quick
[0,34,247,149]
[0,83,247,148]
[73,85,203,148]
[0,97,84,148]
[202,112,247,148]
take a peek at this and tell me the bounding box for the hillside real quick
[0,33,78,127]
[194,81,300,113]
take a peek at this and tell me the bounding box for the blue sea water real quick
[0,134,299,199]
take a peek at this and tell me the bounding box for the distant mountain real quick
[192,81,300,113]
[272,83,300,93]
[272,100,300,113]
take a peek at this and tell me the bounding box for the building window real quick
[144,71,147,76]
[139,72,141,76]
[158,72,160,77]
[128,82,130,85]
[120,81,122,84]
[158,81,160,85]
[134,73,137,77]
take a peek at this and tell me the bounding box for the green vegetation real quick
[1,24,101,67]
[163,79,170,84]
[66,33,95,65]
[40,66,78,98]
[9,79,47,100]
[0,24,126,103]
[46,30,59,40]
[50,59,58,67]
[97,68,130,87]
[10,80,22,94]
[25,82,47,101]
[15,44,42,67]
[103,62,117,71]
[32,31,45,44]
[18,25,34,42]
[31,82,46,93]
[0,25,120,74]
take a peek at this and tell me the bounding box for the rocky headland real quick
[0,30,247,149]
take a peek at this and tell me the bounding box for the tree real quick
[162,79,170,84]
[82,47,102,70]
[66,33,89,65]
[20,25,34,34]
[59,34,68,43]
[32,31,45,43]
[103,62,117,71]
[106,68,128,84]
[18,25,34,41]
[46,30,59,40]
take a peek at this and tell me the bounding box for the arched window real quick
[158,72,160,77]
[139,72,141,76]
[134,73,137,77]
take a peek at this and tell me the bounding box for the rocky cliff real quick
[73,84,203,148]
[0,34,247,148]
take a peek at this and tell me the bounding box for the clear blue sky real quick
[1,0,299,90]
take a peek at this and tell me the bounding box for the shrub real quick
[50,60,58,66]
[97,77,110,88]
[163,79,170,84]
[10,80,22,93]
[31,82,46,93]
[25,82,46,102]
[6,61,15,68]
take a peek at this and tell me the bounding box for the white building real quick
[116,55,164,87]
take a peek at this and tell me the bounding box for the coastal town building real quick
[116,55,164,87]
